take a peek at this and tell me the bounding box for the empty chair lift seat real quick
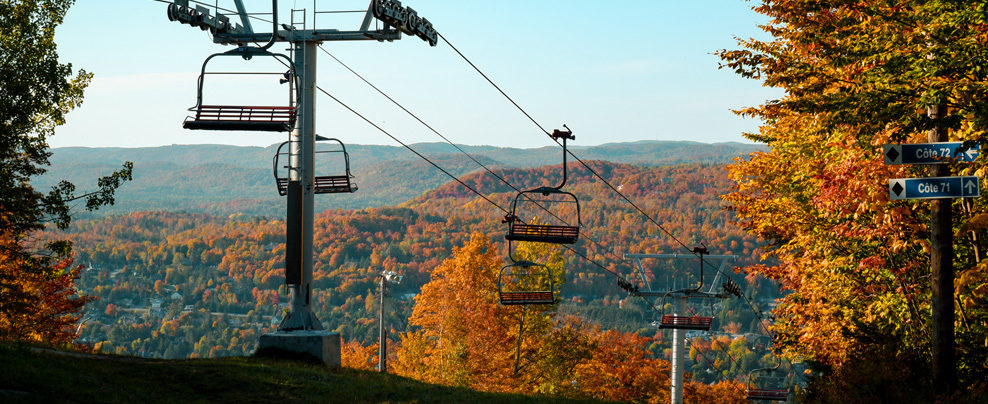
[746,388,790,401]
[276,176,355,196]
[505,223,579,244]
[313,175,355,194]
[659,314,713,330]
[184,105,297,132]
[499,291,555,306]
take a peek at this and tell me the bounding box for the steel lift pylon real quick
[165,0,436,364]
[624,251,737,404]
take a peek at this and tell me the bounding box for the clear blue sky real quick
[52,0,779,149]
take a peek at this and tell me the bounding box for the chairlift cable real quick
[315,85,511,217]
[440,31,795,370]
[167,2,800,386]
[439,32,695,251]
[687,337,751,398]
[439,33,552,137]
[312,48,627,279]
[317,45,631,259]
[317,45,525,201]
[440,29,752,302]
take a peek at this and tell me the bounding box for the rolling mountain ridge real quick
[37,140,763,217]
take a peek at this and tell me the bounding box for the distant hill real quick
[36,141,763,217]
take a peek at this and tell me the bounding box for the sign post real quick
[884,107,975,394]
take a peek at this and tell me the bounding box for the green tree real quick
[719,1,988,402]
[0,0,132,345]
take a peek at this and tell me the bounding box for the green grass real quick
[0,344,612,404]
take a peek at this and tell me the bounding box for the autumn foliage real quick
[720,0,988,401]
[389,233,749,403]
[0,230,93,345]
[0,0,129,348]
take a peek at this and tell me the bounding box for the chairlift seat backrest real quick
[498,261,556,306]
[272,138,357,195]
[746,367,792,402]
[505,187,581,245]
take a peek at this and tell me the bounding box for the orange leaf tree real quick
[391,233,539,392]
[392,233,673,401]
[719,1,988,401]
[0,0,130,346]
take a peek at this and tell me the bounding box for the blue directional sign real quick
[884,142,979,165]
[889,176,980,200]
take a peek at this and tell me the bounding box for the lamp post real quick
[378,270,402,373]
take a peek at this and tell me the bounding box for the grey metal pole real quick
[671,295,685,404]
[379,274,387,373]
[279,40,323,331]
[301,40,318,329]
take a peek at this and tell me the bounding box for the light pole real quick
[378,270,402,373]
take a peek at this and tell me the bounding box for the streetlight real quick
[378,270,402,373]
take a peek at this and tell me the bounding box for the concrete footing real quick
[258,330,341,366]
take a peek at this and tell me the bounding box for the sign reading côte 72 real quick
[883,142,979,165]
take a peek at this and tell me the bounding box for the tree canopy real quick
[0,0,132,345]
[720,1,988,402]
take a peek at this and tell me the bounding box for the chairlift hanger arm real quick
[551,125,574,190]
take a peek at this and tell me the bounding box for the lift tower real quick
[625,250,737,404]
[165,0,436,364]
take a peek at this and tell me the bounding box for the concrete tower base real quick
[258,330,341,366]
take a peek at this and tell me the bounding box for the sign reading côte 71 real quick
[883,142,979,165]
[889,176,980,200]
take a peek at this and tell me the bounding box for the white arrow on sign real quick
[966,178,979,194]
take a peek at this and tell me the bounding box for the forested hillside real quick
[53,161,780,389]
[36,141,763,217]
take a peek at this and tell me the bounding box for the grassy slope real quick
[0,344,611,404]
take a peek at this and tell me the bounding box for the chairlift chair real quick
[498,259,556,306]
[183,47,298,132]
[504,187,581,244]
[503,125,581,245]
[658,294,714,331]
[273,137,357,195]
[657,246,717,330]
[746,367,791,402]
